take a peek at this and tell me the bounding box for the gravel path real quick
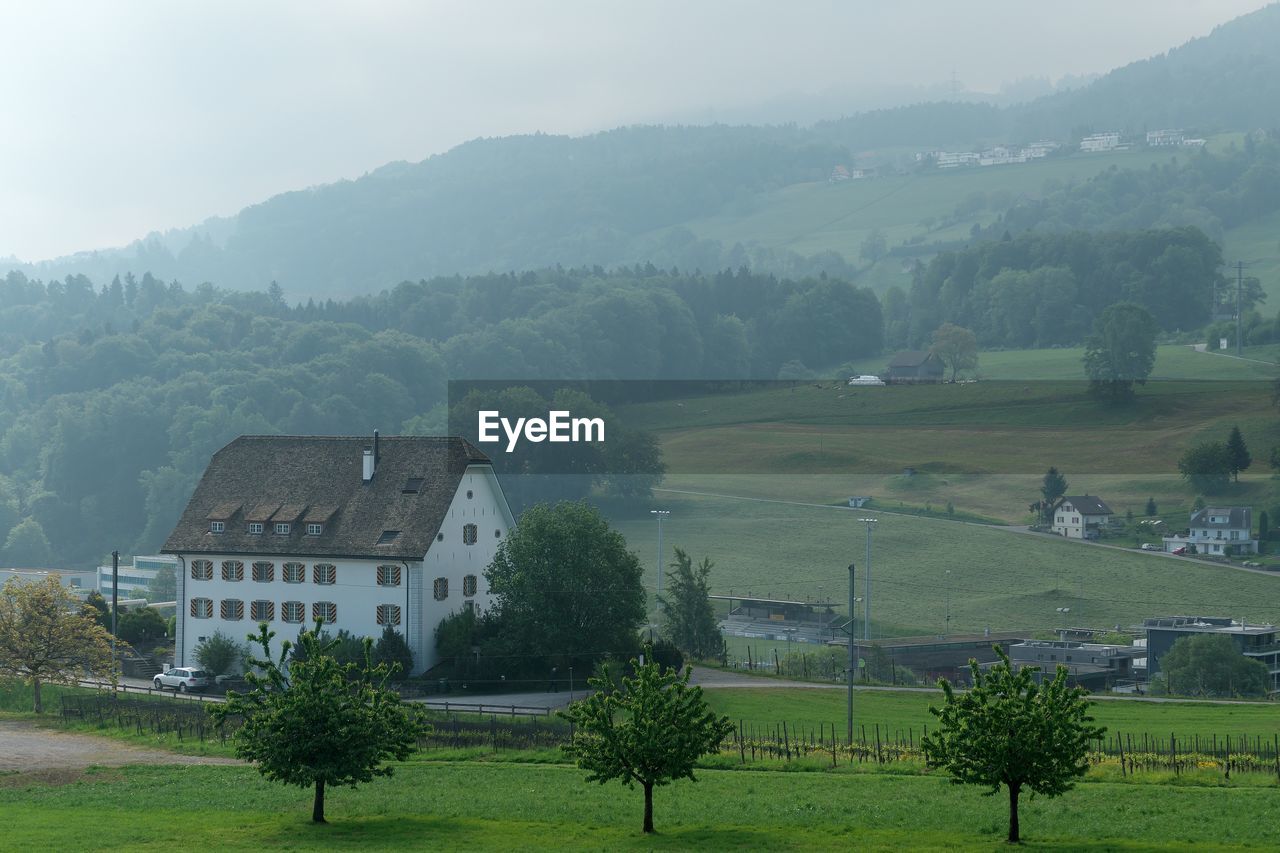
[0,719,239,772]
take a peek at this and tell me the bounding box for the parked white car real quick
[848,375,885,386]
[1140,543,1160,551]
[153,667,212,693]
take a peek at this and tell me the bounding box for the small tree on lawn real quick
[1145,496,1157,516]
[658,547,725,662]
[194,630,248,677]
[1040,467,1068,524]
[373,624,414,680]
[921,647,1104,844]
[0,575,114,712]
[559,648,734,834]
[209,620,422,823]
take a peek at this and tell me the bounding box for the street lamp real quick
[944,568,951,638]
[651,510,670,635]
[858,517,877,640]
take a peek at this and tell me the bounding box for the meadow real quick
[5,757,1280,850]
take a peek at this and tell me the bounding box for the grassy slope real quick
[3,761,1278,850]
[673,148,1186,294]
[611,351,1280,636]
[703,686,1280,741]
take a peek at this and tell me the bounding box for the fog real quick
[0,0,1271,260]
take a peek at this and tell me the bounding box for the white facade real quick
[1052,499,1111,539]
[1080,133,1121,152]
[1162,508,1258,556]
[175,465,512,674]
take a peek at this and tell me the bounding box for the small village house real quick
[1162,506,1258,556]
[1052,495,1112,540]
[884,351,944,383]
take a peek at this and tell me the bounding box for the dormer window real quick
[248,522,264,535]
[376,530,400,545]
[306,523,323,536]
[210,521,225,534]
[274,522,291,535]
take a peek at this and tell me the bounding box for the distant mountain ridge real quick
[7,3,1280,299]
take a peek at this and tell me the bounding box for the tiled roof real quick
[163,435,492,560]
[1190,506,1251,530]
[1059,495,1112,516]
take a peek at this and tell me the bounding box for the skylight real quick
[402,478,424,494]
[376,530,401,545]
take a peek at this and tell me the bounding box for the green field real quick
[4,759,1279,850]
[675,149,1187,288]
[702,686,1280,743]
[612,491,1280,638]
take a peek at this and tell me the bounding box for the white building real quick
[1079,133,1121,152]
[1146,129,1184,147]
[936,151,980,169]
[1162,506,1258,556]
[0,567,97,593]
[97,554,178,599]
[1052,495,1112,540]
[164,434,515,675]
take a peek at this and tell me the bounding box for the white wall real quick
[175,464,513,675]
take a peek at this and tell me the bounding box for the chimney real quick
[362,448,375,482]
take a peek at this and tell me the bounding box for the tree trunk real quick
[312,778,326,823]
[643,780,654,833]
[1007,782,1021,844]
[32,678,42,714]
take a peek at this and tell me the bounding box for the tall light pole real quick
[858,518,877,640]
[651,510,669,636]
[846,562,855,745]
[944,568,951,637]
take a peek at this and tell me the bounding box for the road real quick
[0,719,238,772]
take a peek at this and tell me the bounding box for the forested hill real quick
[7,5,1280,299]
[0,267,884,569]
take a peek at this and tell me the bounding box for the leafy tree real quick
[1082,302,1157,402]
[658,548,724,661]
[1225,425,1252,482]
[209,621,421,823]
[1269,445,1280,472]
[1178,442,1233,494]
[859,228,888,264]
[1156,634,1269,698]
[921,647,1104,844]
[485,501,645,676]
[2,518,53,566]
[194,630,248,677]
[116,606,167,647]
[929,322,978,381]
[373,625,414,680]
[147,564,176,602]
[1145,496,1158,516]
[559,650,734,833]
[83,590,110,630]
[1040,467,1068,524]
[0,575,114,712]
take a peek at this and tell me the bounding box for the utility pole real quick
[859,518,877,640]
[846,562,856,745]
[110,550,119,663]
[1236,260,1244,356]
[650,510,669,637]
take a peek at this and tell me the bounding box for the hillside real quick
[6,5,1280,299]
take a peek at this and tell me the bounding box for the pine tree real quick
[1226,425,1251,482]
[657,548,725,661]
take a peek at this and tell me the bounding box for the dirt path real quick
[0,719,239,772]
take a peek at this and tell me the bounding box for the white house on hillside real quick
[1052,495,1112,540]
[1162,506,1257,556]
[163,434,515,675]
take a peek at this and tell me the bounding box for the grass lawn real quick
[702,686,1280,744]
[3,759,1279,850]
[609,491,1280,638]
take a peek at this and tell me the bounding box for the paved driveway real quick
[0,719,238,772]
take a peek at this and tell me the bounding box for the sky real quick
[0,0,1273,261]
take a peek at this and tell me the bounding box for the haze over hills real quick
[5,3,1280,300]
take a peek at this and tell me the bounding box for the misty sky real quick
[0,0,1272,261]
